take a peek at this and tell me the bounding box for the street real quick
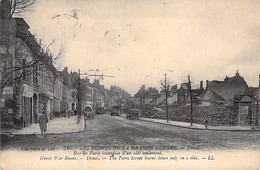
[1,114,260,150]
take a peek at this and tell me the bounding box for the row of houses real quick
[132,82,203,107]
[133,71,260,107]
[0,13,81,128]
[132,71,260,126]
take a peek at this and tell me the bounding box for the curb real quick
[0,129,86,136]
[117,115,260,132]
[138,118,260,131]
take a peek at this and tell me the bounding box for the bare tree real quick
[187,74,193,126]
[36,37,65,70]
[9,0,36,17]
[161,74,170,123]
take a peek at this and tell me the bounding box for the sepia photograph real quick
[0,0,260,169]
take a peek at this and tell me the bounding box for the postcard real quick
[0,0,260,169]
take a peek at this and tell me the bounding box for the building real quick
[0,16,57,128]
[249,74,260,101]
[177,81,204,104]
[78,78,94,110]
[133,85,159,107]
[53,73,63,114]
[91,79,109,110]
[107,85,131,111]
[155,85,178,106]
[59,67,77,112]
[200,71,249,104]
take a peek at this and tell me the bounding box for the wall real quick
[142,105,243,126]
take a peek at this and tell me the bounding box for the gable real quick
[202,89,225,101]
[240,96,253,103]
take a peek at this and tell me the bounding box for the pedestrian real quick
[204,119,208,130]
[38,112,48,136]
[83,110,87,130]
[68,110,71,118]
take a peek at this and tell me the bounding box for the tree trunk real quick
[188,75,193,126]
[0,81,4,102]
[166,89,169,123]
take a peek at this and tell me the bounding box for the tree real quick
[1,0,36,18]
[161,74,170,123]
[36,38,65,70]
[9,0,36,17]
[187,74,193,126]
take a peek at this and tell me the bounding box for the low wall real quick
[141,105,242,126]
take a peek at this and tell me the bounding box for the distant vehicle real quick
[111,105,120,116]
[95,107,105,114]
[84,105,95,119]
[152,107,164,114]
[126,109,141,120]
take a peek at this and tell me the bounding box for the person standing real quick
[83,109,87,130]
[38,112,48,136]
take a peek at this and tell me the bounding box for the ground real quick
[1,114,260,151]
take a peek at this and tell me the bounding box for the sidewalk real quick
[0,116,85,135]
[120,114,260,131]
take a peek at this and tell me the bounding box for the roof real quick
[171,84,178,92]
[134,87,159,98]
[201,72,249,101]
[240,96,253,103]
[202,89,225,101]
[181,83,189,90]
[15,18,57,75]
[60,69,76,88]
[134,86,147,98]
[15,18,30,29]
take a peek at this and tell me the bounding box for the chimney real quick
[206,80,209,87]
[200,81,203,90]
[235,70,239,77]
[94,79,100,85]
[86,78,90,84]
[64,67,68,73]
[224,76,228,81]
[141,84,145,90]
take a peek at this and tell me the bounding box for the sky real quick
[20,0,260,95]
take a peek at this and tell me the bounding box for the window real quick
[22,59,26,80]
[60,84,62,96]
[33,65,38,85]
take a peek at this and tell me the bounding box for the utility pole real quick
[257,96,259,127]
[161,74,169,123]
[77,68,81,123]
[188,74,193,126]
